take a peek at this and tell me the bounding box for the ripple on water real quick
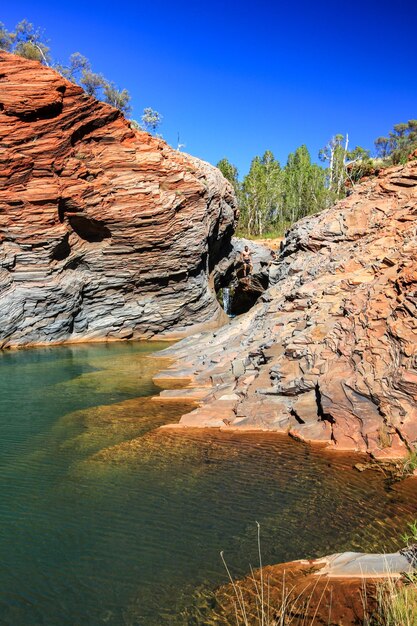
[0,342,417,625]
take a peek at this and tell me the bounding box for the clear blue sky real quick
[2,0,417,175]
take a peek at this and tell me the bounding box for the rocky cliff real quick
[0,52,237,347]
[157,161,417,457]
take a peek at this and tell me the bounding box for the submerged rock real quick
[157,160,417,456]
[0,52,237,347]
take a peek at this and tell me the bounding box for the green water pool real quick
[0,341,416,625]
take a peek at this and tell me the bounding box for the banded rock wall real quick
[0,52,237,347]
[157,161,417,456]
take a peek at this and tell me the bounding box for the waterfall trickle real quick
[222,287,231,315]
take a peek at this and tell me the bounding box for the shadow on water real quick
[0,342,416,625]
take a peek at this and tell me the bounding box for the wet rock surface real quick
[157,161,417,456]
[215,237,273,314]
[0,52,237,347]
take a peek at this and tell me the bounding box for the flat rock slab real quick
[311,550,414,578]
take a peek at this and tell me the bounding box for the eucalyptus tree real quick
[241,151,282,236]
[319,134,349,199]
[283,145,327,222]
[141,108,163,134]
[216,158,240,195]
[375,120,417,164]
[103,82,131,115]
[0,19,50,64]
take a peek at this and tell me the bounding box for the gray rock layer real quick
[0,52,238,347]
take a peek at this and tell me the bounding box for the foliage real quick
[218,146,330,238]
[103,82,131,115]
[222,119,416,239]
[0,19,50,64]
[0,19,160,124]
[375,120,417,164]
[80,69,106,97]
[0,22,14,52]
[401,519,417,546]
[370,574,417,626]
[283,145,328,221]
[217,158,240,194]
[240,151,282,236]
[141,108,163,134]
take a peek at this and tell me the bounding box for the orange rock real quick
[158,158,417,455]
[0,52,238,347]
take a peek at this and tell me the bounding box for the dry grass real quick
[220,523,329,626]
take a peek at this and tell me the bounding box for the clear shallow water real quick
[0,342,417,625]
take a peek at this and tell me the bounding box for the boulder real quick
[0,52,238,347]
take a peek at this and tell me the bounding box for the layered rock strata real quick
[156,161,417,456]
[0,52,237,347]
[214,237,273,314]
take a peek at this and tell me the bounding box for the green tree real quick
[374,136,390,159]
[319,134,349,198]
[13,19,50,64]
[55,52,90,81]
[241,151,282,236]
[141,108,163,134]
[216,158,240,195]
[103,81,131,115]
[0,22,14,51]
[345,145,372,183]
[374,120,417,164]
[283,145,327,222]
[80,69,105,97]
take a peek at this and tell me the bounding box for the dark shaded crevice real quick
[290,408,305,425]
[58,197,75,223]
[315,383,335,424]
[63,256,85,270]
[70,110,120,146]
[68,216,111,243]
[208,225,235,276]
[51,233,71,260]
[11,99,63,122]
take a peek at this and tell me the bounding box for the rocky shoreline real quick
[153,161,417,458]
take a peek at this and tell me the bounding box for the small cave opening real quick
[68,216,111,243]
[51,233,71,261]
[216,260,269,317]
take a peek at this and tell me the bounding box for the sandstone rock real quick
[210,549,416,625]
[0,52,238,347]
[157,160,417,456]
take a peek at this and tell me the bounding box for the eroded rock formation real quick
[156,161,417,456]
[0,52,237,347]
[214,237,273,314]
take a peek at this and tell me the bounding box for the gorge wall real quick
[157,161,417,457]
[0,52,237,347]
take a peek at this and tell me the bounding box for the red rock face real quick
[0,52,237,347]
[158,161,417,456]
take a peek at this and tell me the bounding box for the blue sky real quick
[2,0,417,175]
